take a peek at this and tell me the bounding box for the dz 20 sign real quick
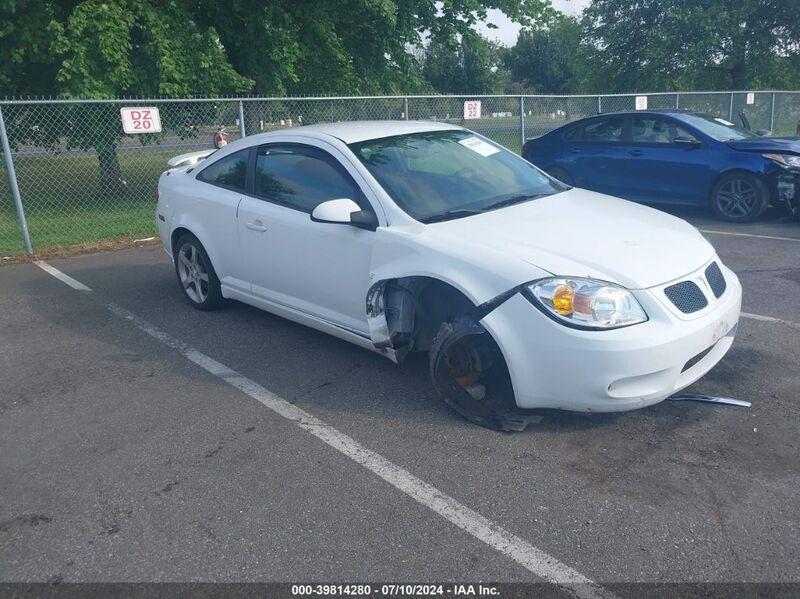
[120,107,162,134]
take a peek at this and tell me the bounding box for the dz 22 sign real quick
[120,107,162,134]
[463,100,482,120]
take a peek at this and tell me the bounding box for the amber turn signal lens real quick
[552,284,574,315]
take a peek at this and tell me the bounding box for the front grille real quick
[664,281,708,314]
[705,262,726,298]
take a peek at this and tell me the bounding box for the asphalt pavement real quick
[1,208,798,593]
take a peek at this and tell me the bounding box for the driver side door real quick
[237,143,376,335]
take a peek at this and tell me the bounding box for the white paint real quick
[635,96,648,110]
[100,304,614,599]
[159,122,743,414]
[464,100,482,120]
[699,229,800,243]
[742,312,800,331]
[34,261,92,291]
[120,107,162,134]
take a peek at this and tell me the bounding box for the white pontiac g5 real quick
[156,121,741,430]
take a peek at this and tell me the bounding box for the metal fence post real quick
[403,97,409,120]
[238,100,246,137]
[675,93,680,109]
[0,106,33,256]
[728,92,734,120]
[770,92,776,132]
[597,95,602,114]
[519,96,526,148]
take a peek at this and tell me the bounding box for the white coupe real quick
[156,121,741,430]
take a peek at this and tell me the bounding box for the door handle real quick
[246,220,267,232]
[628,150,643,156]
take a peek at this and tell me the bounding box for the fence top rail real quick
[1,90,798,106]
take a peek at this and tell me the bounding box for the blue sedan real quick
[522,110,800,222]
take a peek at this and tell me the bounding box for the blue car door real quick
[618,115,712,205]
[566,115,630,196]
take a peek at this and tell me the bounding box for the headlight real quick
[763,153,800,168]
[526,277,648,330]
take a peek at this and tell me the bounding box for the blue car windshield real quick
[349,130,566,223]
[676,113,757,141]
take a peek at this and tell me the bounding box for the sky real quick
[474,0,591,46]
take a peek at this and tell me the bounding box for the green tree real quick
[49,0,252,189]
[504,15,581,93]
[577,0,800,93]
[422,31,504,94]
[0,0,74,98]
[192,0,553,95]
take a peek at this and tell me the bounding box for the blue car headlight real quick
[763,153,800,168]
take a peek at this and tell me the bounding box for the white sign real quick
[746,92,755,105]
[120,107,162,134]
[459,136,500,157]
[635,96,648,110]
[463,100,482,120]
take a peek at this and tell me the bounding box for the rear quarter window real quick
[196,149,249,191]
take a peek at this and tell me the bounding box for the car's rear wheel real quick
[546,166,574,186]
[711,173,768,222]
[174,233,223,310]
[429,317,532,432]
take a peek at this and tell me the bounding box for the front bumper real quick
[480,261,742,412]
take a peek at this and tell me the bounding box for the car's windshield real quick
[349,130,567,223]
[676,113,757,141]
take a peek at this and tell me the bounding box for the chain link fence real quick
[2,91,799,257]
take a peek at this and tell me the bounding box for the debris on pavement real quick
[668,393,751,408]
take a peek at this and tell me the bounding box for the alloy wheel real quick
[716,178,758,219]
[177,243,209,303]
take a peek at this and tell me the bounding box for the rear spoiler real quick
[167,149,216,168]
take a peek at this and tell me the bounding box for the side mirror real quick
[311,199,378,231]
[673,135,701,147]
[756,129,772,137]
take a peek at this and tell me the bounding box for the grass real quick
[0,149,174,256]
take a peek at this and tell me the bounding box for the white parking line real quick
[35,261,614,599]
[699,229,800,243]
[741,311,800,331]
[34,260,93,291]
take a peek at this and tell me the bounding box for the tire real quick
[546,166,574,186]
[428,317,532,432]
[173,233,224,310]
[710,172,769,223]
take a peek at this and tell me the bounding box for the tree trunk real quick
[96,142,126,194]
[730,61,748,90]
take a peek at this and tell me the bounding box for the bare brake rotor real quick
[430,318,540,432]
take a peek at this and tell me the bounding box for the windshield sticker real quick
[714,118,735,126]
[458,136,500,157]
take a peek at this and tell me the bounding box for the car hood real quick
[426,188,715,290]
[726,136,800,154]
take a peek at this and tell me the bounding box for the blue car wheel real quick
[711,172,769,223]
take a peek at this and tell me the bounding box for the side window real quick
[254,146,359,213]
[579,117,625,142]
[632,117,698,144]
[197,149,249,191]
